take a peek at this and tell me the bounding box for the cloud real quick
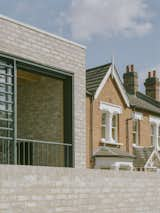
[66,0,153,40]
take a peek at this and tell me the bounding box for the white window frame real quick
[158,126,160,148]
[112,114,118,143]
[132,112,143,146]
[132,119,139,145]
[100,102,122,145]
[151,124,156,147]
[101,112,107,139]
[149,116,160,150]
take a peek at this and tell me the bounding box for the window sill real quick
[100,139,123,146]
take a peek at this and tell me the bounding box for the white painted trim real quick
[132,112,143,120]
[100,102,122,114]
[113,162,133,171]
[0,14,86,49]
[112,68,130,107]
[144,150,160,169]
[149,116,160,125]
[94,65,112,99]
[149,116,160,151]
[132,144,153,148]
[100,139,123,146]
[94,63,130,107]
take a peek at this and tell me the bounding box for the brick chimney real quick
[123,64,138,94]
[144,70,160,101]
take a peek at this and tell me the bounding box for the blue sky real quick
[0,0,160,91]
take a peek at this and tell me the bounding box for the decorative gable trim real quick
[112,69,130,107]
[144,150,160,169]
[94,65,112,99]
[94,64,130,107]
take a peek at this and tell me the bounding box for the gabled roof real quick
[86,63,111,95]
[128,92,160,115]
[86,63,130,106]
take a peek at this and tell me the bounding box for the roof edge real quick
[137,92,160,108]
[87,63,112,72]
[0,14,86,50]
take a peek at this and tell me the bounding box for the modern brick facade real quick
[0,15,86,168]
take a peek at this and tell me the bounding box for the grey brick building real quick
[0,15,86,168]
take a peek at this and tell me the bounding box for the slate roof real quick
[93,146,135,158]
[133,146,153,168]
[86,63,111,95]
[86,63,160,115]
[128,92,160,115]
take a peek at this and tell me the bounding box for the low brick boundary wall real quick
[0,165,160,213]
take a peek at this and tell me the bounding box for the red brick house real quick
[86,63,160,170]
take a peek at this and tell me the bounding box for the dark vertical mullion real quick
[64,76,73,167]
[13,60,17,164]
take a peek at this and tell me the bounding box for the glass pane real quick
[158,137,160,147]
[112,128,117,141]
[102,113,106,125]
[0,62,14,165]
[133,120,137,131]
[133,133,136,144]
[101,126,106,138]
[112,115,117,127]
[151,124,155,135]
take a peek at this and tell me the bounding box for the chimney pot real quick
[148,72,151,78]
[123,64,138,94]
[131,64,134,72]
[126,65,130,73]
[153,70,156,77]
[145,70,160,101]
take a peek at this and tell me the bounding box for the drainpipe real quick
[126,105,136,152]
[90,95,94,167]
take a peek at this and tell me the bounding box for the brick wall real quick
[17,71,64,142]
[17,72,64,166]
[0,16,86,168]
[86,75,158,167]
[86,76,133,167]
[0,165,160,213]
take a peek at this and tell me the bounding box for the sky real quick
[0,0,160,91]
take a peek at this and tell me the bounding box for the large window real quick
[0,55,73,167]
[100,102,121,144]
[133,120,139,145]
